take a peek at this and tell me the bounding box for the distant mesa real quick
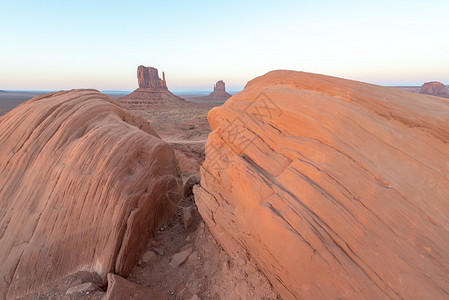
[118,65,186,109]
[419,81,449,98]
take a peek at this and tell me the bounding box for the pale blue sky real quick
[0,0,448,91]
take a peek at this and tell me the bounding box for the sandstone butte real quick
[0,89,183,299]
[118,65,186,109]
[206,80,232,101]
[194,70,449,299]
[419,81,449,98]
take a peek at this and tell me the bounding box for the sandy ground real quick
[0,91,46,116]
[130,100,220,181]
[126,195,281,300]
[389,86,421,93]
[0,91,128,116]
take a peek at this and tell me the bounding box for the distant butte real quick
[118,65,187,109]
[190,80,232,103]
[137,65,167,89]
[419,81,449,98]
[205,80,232,101]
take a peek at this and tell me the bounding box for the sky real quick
[0,0,448,91]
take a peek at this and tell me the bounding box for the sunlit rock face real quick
[195,70,449,300]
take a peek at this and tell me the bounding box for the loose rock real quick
[190,294,201,300]
[170,248,193,268]
[142,251,157,264]
[183,174,200,197]
[104,273,152,300]
[65,282,98,295]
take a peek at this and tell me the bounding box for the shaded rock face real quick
[119,65,186,109]
[419,81,449,98]
[194,70,449,299]
[206,80,231,101]
[0,89,182,299]
[137,65,167,89]
[214,80,226,92]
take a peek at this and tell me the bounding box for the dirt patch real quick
[127,194,281,300]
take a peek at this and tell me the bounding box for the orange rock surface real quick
[194,70,449,299]
[0,89,182,299]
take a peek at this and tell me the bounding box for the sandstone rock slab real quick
[195,70,449,299]
[0,89,182,299]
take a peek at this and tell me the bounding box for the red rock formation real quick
[0,89,182,299]
[201,80,232,102]
[194,70,449,299]
[419,81,449,98]
[119,65,186,109]
[137,65,167,89]
[214,80,226,92]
